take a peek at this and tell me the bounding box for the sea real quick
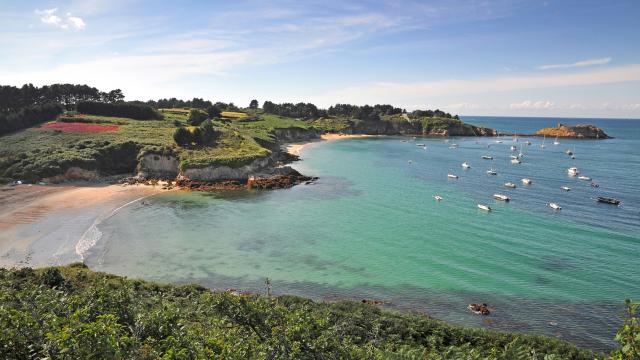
[85,116,640,352]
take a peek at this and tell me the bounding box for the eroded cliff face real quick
[138,153,180,179]
[273,127,320,142]
[180,156,273,181]
[535,124,611,139]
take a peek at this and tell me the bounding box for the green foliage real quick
[187,109,208,126]
[608,299,640,360]
[173,127,192,147]
[77,101,163,120]
[206,105,221,118]
[0,265,599,360]
[0,103,63,135]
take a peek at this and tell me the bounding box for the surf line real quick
[75,193,159,261]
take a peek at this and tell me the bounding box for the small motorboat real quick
[447,174,458,179]
[496,140,503,144]
[477,204,492,211]
[525,141,532,145]
[486,169,497,175]
[416,144,426,147]
[548,202,562,210]
[510,145,517,151]
[578,175,591,181]
[522,178,532,185]
[401,140,408,142]
[482,155,493,160]
[433,195,443,201]
[493,194,510,202]
[567,167,579,176]
[597,197,620,205]
[565,149,573,156]
[591,182,599,188]
[450,144,459,148]
[462,162,471,169]
[504,182,516,188]
[510,158,521,164]
[408,160,413,164]
[510,155,519,160]
[561,186,571,191]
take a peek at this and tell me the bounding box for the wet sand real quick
[0,183,167,268]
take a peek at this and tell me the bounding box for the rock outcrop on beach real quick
[535,124,611,139]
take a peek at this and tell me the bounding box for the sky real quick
[1,0,639,118]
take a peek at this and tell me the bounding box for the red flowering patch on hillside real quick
[41,122,120,133]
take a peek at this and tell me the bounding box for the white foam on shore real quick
[75,194,156,260]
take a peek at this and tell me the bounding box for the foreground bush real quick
[76,101,162,120]
[0,265,605,359]
[0,103,63,135]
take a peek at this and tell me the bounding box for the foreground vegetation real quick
[4,264,635,359]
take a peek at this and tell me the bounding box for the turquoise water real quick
[88,117,640,351]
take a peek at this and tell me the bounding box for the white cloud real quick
[538,57,611,70]
[36,8,62,26]
[312,64,640,107]
[67,14,86,30]
[510,100,555,109]
[35,8,86,30]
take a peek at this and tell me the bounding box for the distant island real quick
[535,123,611,139]
[0,83,495,188]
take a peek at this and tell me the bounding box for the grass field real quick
[0,110,318,181]
[221,111,248,118]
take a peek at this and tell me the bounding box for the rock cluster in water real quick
[535,124,610,139]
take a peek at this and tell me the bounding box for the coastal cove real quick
[69,117,638,352]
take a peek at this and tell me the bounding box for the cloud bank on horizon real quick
[0,0,639,118]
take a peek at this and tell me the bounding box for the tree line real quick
[76,101,162,120]
[0,103,63,136]
[0,84,124,112]
[261,101,458,121]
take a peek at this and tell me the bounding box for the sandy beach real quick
[286,133,376,155]
[0,182,168,268]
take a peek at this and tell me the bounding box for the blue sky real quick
[1,0,639,118]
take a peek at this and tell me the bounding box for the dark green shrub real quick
[76,101,162,120]
[187,109,208,126]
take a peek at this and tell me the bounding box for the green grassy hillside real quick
[0,264,603,359]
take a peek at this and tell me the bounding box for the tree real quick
[187,109,208,126]
[249,99,259,109]
[206,105,221,118]
[173,127,192,147]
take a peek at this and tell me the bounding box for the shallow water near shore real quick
[87,117,640,352]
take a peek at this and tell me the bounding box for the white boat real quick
[578,175,591,181]
[548,202,562,210]
[565,149,573,156]
[540,135,546,148]
[493,194,510,202]
[504,182,516,188]
[522,178,532,185]
[482,155,493,160]
[486,169,497,175]
[567,167,579,176]
[510,155,519,160]
[462,162,470,169]
[553,135,560,146]
[510,158,521,164]
[447,174,458,179]
[477,204,492,211]
[510,145,517,151]
[408,160,413,164]
[525,141,532,145]
[561,186,571,191]
[450,143,459,148]
[433,195,443,201]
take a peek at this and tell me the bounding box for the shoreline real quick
[0,182,170,268]
[286,133,377,155]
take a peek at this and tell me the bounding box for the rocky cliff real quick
[342,118,496,137]
[535,124,611,139]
